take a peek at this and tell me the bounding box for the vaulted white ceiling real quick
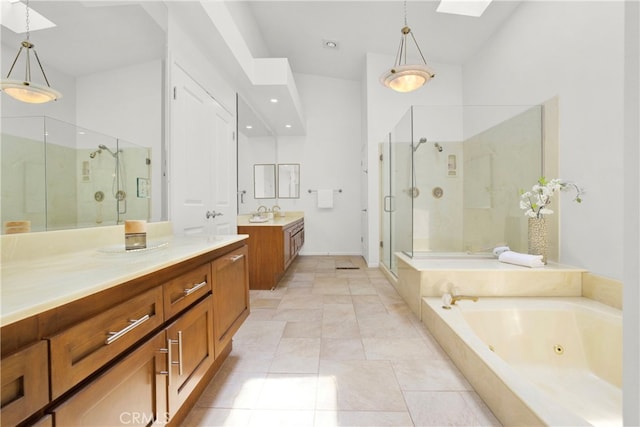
[1,0,522,136]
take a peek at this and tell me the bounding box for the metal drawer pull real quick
[230,254,244,262]
[162,331,183,386]
[105,314,150,345]
[177,331,183,375]
[166,338,174,386]
[184,280,207,296]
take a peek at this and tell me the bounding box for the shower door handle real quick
[384,196,395,212]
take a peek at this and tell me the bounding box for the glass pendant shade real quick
[1,79,62,104]
[380,64,435,93]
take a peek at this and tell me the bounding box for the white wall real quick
[276,73,362,256]
[623,1,640,424]
[364,53,463,266]
[462,1,625,280]
[76,60,163,222]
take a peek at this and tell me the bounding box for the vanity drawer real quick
[49,286,164,399]
[0,340,49,426]
[163,263,211,320]
[52,331,167,426]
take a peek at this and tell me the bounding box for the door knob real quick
[206,210,223,219]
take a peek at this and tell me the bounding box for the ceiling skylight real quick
[1,0,56,33]
[436,0,493,17]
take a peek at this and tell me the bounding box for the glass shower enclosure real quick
[1,116,151,233]
[380,104,544,276]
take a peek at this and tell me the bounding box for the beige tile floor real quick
[182,256,502,427]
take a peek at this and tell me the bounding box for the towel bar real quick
[308,189,342,193]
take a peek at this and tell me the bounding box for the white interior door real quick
[169,63,236,236]
[211,98,236,236]
[360,142,369,261]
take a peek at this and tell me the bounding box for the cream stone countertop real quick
[237,211,304,227]
[396,251,587,272]
[1,226,248,327]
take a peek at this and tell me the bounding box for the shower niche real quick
[1,116,151,233]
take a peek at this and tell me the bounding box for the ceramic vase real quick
[528,217,547,263]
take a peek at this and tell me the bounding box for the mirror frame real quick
[277,163,300,199]
[253,164,276,199]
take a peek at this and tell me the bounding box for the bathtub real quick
[422,297,622,426]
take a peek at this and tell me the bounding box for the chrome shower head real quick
[434,142,443,152]
[413,137,428,152]
[98,144,118,158]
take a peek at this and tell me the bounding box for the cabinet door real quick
[283,226,292,267]
[52,332,168,426]
[165,295,214,417]
[211,246,250,358]
[0,340,49,426]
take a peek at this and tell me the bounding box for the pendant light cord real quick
[24,0,32,82]
[404,0,407,27]
[25,0,31,41]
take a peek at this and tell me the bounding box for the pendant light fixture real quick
[1,0,62,104]
[380,1,435,93]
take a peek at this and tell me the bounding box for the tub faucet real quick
[451,294,479,305]
[442,292,478,309]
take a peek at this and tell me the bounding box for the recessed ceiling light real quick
[436,0,492,17]
[245,125,253,129]
[323,39,339,49]
[270,98,278,103]
[285,124,292,129]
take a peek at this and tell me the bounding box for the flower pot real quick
[528,217,547,263]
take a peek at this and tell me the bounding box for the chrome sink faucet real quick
[257,205,268,214]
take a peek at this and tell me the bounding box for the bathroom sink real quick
[248,216,270,223]
[97,241,169,254]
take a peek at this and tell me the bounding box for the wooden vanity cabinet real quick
[1,240,249,427]
[211,245,250,358]
[239,218,304,290]
[51,291,216,426]
[0,340,49,427]
[52,331,168,426]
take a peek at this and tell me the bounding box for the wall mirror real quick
[278,164,300,199]
[0,2,166,233]
[254,164,276,199]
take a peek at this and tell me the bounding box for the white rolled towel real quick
[498,251,545,268]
